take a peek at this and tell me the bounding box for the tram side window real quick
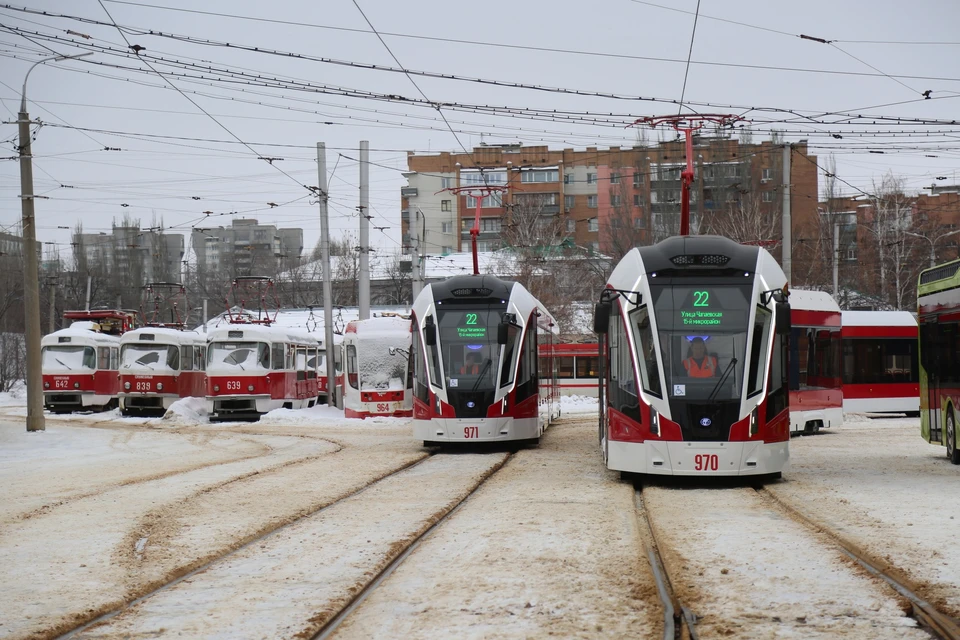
[166,346,181,371]
[98,347,110,370]
[296,347,308,381]
[555,356,575,379]
[197,346,206,371]
[412,328,429,403]
[110,347,119,370]
[608,302,642,423]
[181,345,194,371]
[766,330,788,420]
[286,345,296,370]
[747,306,772,397]
[272,343,285,370]
[843,338,920,384]
[499,323,520,388]
[307,348,318,379]
[515,327,538,402]
[425,316,442,389]
[346,345,359,390]
[576,356,599,379]
[630,306,662,397]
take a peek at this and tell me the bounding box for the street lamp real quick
[904,229,960,269]
[18,51,92,432]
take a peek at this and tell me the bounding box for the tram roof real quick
[121,326,206,344]
[841,309,917,327]
[41,326,122,346]
[789,289,841,313]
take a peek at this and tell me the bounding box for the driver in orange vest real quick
[460,351,481,375]
[683,337,717,378]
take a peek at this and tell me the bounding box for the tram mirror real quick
[775,302,791,335]
[497,322,509,345]
[424,316,437,346]
[593,302,611,334]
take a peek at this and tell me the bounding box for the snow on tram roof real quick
[202,306,410,338]
[121,326,205,344]
[41,325,121,346]
[207,323,321,344]
[841,309,917,327]
[345,315,411,338]
[789,289,841,313]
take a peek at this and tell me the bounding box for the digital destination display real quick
[679,290,724,326]
[456,312,487,339]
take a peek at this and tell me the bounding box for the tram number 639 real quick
[694,454,719,471]
[464,426,479,439]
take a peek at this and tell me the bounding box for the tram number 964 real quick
[463,426,479,439]
[694,454,720,471]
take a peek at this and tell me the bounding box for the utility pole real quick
[411,208,423,303]
[317,143,336,405]
[833,221,840,299]
[18,52,92,431]
[47,278,57,334]
[782,143,792,281]
[358,140,370,320]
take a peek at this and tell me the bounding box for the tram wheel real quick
[947,410,960,465]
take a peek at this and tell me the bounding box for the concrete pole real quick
[781,143,792,282]
[202,298,208,332]
[18,102,44,432]
[411,208,423,303]
[833,221,840,299]
[317,143,336,405]
[48,279,56,334]
[358,141,370,320]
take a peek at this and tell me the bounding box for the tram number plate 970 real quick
[694,454,719,471]
[464,426,479,439]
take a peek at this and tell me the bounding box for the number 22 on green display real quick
[465,313,478,325]
[693,291,709,307]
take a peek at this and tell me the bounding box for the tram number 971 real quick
[694,454,719,471]
[464,426,479,439]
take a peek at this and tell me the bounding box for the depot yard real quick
[1,403,958,639]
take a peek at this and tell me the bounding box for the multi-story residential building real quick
[401,139,821,281]
[191,219,303,278]
[0,229,41,262]
[75,225,184,283]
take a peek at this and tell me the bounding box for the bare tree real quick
[379,252,411,305]
[702,194,780,246]
[861,172,921,309]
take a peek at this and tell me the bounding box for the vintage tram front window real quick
[42,345,96,372]
[207,341,271,370]
[650,284,752,401]
[435,307,512,392]
[120,344,181,371]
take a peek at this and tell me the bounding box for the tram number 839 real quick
[694,454,720,471]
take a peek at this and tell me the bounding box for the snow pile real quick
[0,381,26,406]
[259,403,410,427]
[163,397,210,424]
[559,395,598,414]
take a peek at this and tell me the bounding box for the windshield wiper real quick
[470,358,493,392]
[708,358,737,402]
[55,357,72,371]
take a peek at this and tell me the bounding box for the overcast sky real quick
[1,0,958,260]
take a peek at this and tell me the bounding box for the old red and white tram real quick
[595,235,790,478]
[788,289,842,434]
[841,310,919,415]
[118,327,207,416]
[41,310,136,413]
[340,315,413,418]
[410,274,560,445]
[205,323,321,421]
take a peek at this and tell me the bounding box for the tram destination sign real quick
[456,312,487,339]
[680,289,724,326]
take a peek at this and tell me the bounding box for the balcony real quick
[400,187,418,197]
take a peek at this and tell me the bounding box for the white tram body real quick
[410,274,560,445]
[597,236,791,477]
[340,316,413,418]
[841,310,920,415]
[205,323,322,421]
[118,327,207,416]
[41,322,121,412]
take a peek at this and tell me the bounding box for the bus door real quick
[920,320,943,444]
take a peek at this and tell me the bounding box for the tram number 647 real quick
[464,426,479,439]
[694,454,719,471]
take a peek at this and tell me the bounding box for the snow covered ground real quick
[769,414,960,618]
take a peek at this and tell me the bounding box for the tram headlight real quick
[124,381,131,390]
[43,381,49,389]
[750,407,759,436]
[74,382,80,389]
[247,384,255,392]
[213,384,220,392]
[156,383,163,391]
[649,407,660,436]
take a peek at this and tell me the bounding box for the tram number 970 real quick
[694,454,719,471]
[464,426,479,439]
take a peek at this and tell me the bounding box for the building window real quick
[610,173,621,184]
[611,194,622,207]
[441,199,451,212]
[481,218,501,232]
[441,222,452,233]
[587,195,598,208]
[520,169,559,183]
[587,173,597,184]
[846,244,857,261]
[634,217,645,229]
[566,218,576,233]
[761,168,772,182]
[762,191,774,203]
[588,241,599,252]
[461,171,507,185]
[564,195,575,211]
[634,194,642,207]
[634,173,642,188]
[725,190,737,203]
[588,218,599,232]
[564,173,573,184]
[466,193,502,208]
[442,245,452,254]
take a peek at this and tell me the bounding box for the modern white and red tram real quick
[594,235,791,478]
[341,315,413,419]
[118,327,207,416]
[205,323,321,421]
[841,310,919,415]
[410,274,560,445]
[41,310,136,413]
[788,290,843,434]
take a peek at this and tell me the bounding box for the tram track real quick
[756,486,960,640]
[635,487,698,640]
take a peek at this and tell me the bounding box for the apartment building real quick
[75,225,184,283]
[191,219,303,278]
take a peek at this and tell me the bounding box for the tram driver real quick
[683,336,717,378]
[460,350,483,375]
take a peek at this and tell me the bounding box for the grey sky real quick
[1,0,958,260]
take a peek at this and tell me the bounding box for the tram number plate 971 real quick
[464,426,479,439]
[694,454,719,471]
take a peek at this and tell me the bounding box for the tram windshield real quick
[649,284,754,402]
[207,341,271,371]
[120,343,180,371]
[42,345,96,372]
[435,307,513,393]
